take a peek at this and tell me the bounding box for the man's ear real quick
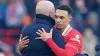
[68,15,72,21]
[49,12,55,18]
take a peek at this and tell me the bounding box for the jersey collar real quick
[62,24,72,36]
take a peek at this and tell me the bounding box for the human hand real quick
[18,34,29,52]
[35,28,53,41]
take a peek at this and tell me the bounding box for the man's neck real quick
[61,24,69,33]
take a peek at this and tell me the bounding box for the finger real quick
[19,34,22,40]
[22,36,28,41]
[50,28,53,34]
[21,40,29,45]
[19,34,22,42]
[23,45,28,48]
[35,37,42,39]
[21,45,28,49]
[22,41,29,45]
[22,39,29,42]
[23,39,29,43]
[41,28,46,33]
[38,29,43,34]
[36,32,41,36]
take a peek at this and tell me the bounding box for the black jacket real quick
[21,14,65,56]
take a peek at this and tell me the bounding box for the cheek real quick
[54,19,57,23]
[62,21,67,26]
[62,20,69,26]
[63,19,68,23]
[65,19,70,23]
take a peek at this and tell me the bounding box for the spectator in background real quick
[96,0,100,41]
[60,0,69,5]
[0,0,7,3]
[24,0,36,18]
[82,28,97,56]
[84,0,98,11]
[0,0,7,29]
[86,12,99,44]
[49,0,60,8]
[6,0,26,29]
[0,48,5,56]
[22,14,32,26]
[71,0,87,33]
[0,40,14,56]
[95,44,100,56]
[75,0,87,14]
[86,12,99,29]
[97,0,100,13]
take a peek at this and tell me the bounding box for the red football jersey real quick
[46,25,82,56]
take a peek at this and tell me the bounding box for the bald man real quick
[19,1,65,56]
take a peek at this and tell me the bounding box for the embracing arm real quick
[36,28,82,56]
[46,38,80,56]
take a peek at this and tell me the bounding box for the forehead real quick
[55,9,69,16]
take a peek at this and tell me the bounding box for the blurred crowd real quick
[0,0,100,56]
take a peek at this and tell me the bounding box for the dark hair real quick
[56,5,72,15]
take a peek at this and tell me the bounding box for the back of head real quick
[36,0,55,16]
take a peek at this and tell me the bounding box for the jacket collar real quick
[35,14,55,27]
